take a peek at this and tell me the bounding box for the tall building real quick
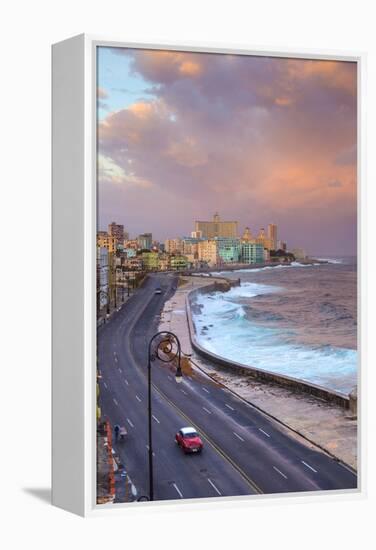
[216,237,241,263]
[242,227,254,241]
[198,240,219,267]
[97,247,109,309]
[268,224,278,250]
[195,212,238,239]
[241,242,264,264]
[138,233,152,250]
[277,240,287,252]
[97,232,117,253]
[165,238,183,254]
[256,227,273,250]
[108,222,124,243]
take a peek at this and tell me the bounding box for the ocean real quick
[191,259,357,395]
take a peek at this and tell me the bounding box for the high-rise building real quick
[241,242,264,264]
[138,233,152,250]
[165,238,183,254]
[256,227,273,250]
[216,237,241,263]
[242,227,254,241]
[97,232,117,253]
[195,212,238,239]
[198,240,219,267]
[108,222,124,243]
[277,240,287,252]
[268,224,278,251]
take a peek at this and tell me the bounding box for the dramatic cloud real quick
[98,48,357,255]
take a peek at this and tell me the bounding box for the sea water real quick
[192,258,357,394]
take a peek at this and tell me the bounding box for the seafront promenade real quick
[158,275,357,469]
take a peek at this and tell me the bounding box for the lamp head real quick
[175,365,183,384]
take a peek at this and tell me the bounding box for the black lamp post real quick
[147,331,182,501]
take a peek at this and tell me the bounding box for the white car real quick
[154,287,162,295]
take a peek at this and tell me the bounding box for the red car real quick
[175,427,203,454]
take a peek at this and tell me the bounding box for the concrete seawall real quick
[186,282,350,409]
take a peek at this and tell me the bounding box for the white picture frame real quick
[52,34,365,517]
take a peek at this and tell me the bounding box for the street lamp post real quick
[147,331,182,501]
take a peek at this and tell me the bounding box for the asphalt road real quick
[97,273,357,502]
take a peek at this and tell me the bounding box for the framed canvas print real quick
[52,35,364,516]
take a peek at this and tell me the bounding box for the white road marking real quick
[172,483,183,499]
[203,407,212,415]
[126,418,134,428]
[187,376,192,381]
[135,395,141,402]
[118,367,122,374]
[114,356,118,363]
[233,432,244,442]
[113,398,118,406]
[202,387,210,393]
[180,389,188,395]
[124,378,129,385]
[258,428,271,438]
[103,382,108,389]
[152,415,160,424]
[225,404,235,411]
[301,460,318,473]
[220,387,229,392]
[273,466,288,479]
[207,478,222,496]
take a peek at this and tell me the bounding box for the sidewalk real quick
[158,275,357,470]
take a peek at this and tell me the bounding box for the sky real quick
[97,47,357,255]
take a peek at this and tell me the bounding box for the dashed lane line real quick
[258,428,271,438]
[301,460,318,473]
[172,483,183,499]
[207,478,222,496]
[126,418,134,428]
[113,398,119,406]
[180,389,188,395]
[203,407,212,415]
[136,395,141,402]
[103,382,108,389]
[273,466,288,480]
[152,415,160,424]
[233,432,245,442]
[124,378,129,386]
[225,404,235,411]
[202,387,210,394]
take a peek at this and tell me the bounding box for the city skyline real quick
[98,48,357,255]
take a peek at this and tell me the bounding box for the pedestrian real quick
[114,424,120,442]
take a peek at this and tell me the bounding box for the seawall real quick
[186,282,350,409]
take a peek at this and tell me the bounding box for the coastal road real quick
[97,273,357,502]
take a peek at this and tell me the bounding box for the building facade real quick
[216,237,241,263]
[268,224,278,251]
[195,212,238,239]
[241,242,264,264]
[138,233,152,250]
[108,222,124,243]
[198,239,219,267]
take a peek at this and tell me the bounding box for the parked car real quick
[175,427,203,454]
[154,287,162,295]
